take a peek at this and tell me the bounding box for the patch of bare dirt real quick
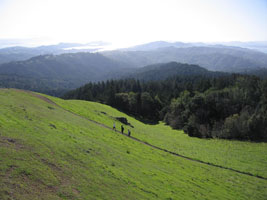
[0,136,25,151]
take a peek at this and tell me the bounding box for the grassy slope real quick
[0,89,266,200]
[48,96,267,178]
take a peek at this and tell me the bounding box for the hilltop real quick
[126,62,222,81]
[0,89,266,199]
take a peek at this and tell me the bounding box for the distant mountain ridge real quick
[217,41,267,53]
[0,42,107,64]
[0,52,128,95]
[1,40,267,65]
[124,41,267,53]
[124,41,194,51]
[1,40,267,96]
[102,45,267,72]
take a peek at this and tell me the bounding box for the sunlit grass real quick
[48,95,267,178]
[0,89,266,199]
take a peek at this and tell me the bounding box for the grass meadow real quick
[0,89,266,199]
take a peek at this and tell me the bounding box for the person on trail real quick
[113,122,116,131]
[121,125,124,134]
[128,129,131,137]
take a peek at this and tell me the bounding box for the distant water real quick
[63,44,124,52]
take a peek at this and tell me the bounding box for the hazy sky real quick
[0,0,266,47]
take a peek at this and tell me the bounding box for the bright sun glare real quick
[0,0,266,47]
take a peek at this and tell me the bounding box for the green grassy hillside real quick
[48,94,267,178]
[0,89,266,199]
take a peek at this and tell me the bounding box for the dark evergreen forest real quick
[64,73,267,141]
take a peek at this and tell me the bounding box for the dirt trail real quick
[22,89,267,181]
[14,89,58,106]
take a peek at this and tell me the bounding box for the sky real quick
[0,0,266,47]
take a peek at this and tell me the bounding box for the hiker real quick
[113,122,116,131]
[121,125,124,134]
[128,129,131,137]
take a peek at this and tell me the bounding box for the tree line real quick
[63,74,267,141]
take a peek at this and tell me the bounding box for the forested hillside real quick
[0,52,130,96]
[127,62,221,81]
[64,72,267,141]
[1,45,267,96]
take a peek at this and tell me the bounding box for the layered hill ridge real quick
[0,56,225,96]
[127,62,221,81]
[102,46,267,72]
[0,42,108,64]
[124,41,267,53]
[0,53,123,80]
[1,42,267,96]
[0,52,129,95]
[0,89,266,199]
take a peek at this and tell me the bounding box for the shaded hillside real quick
[242,68,267,78]
[0,52,129,95]
[102,46,267,72]
[127,62,225,81]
